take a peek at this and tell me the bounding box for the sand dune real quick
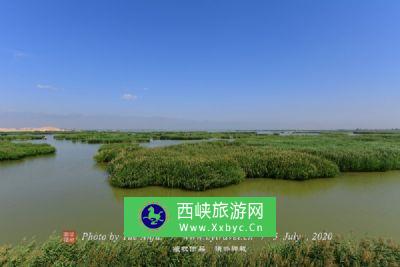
[0,126,65,132]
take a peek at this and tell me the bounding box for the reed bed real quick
[1,236,398,266]
[150,131,257,140]
[0,134,46,141]
[80,131,400,190]
[108,154,245,190]
[0,142,56,161]
[94,143,141,163]
[95,132,400,190]
[237,134,400,172]
[54,131,258,144]
[54,132,150,144]
[104,142,339,190]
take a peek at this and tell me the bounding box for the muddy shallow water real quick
[1,136,399,244]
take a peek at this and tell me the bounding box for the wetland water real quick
[1,136,400,244]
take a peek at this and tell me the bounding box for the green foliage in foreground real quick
[0,237,398,266]
[0,142,56,161]
[101,142,339,190]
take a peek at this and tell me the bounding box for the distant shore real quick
[0,126,65,132]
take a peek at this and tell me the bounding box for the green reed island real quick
[54,130,400,191]
[0,134,55,161]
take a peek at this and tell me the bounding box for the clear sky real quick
[1,0,400,129]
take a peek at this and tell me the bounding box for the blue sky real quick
[1,0,400,129]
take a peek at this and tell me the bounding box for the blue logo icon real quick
[141,203,166,229]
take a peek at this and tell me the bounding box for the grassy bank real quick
[0,237,398,266]
[0,142,56,161]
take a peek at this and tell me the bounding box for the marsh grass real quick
[85,132,400,190]
[0,142,56,161]
[104,142,340,190]
[301,147,400,172]
[0,236,398,266]
[54,132,150,144]
[150,131,257,140]
[54,131,258,144]
[231,147,339,179]
[0,134,45,141]
[94,143,141,163]
[237,134,400,172]
[108,153,246,190]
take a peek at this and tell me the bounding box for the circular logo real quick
[141,203,166,229]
